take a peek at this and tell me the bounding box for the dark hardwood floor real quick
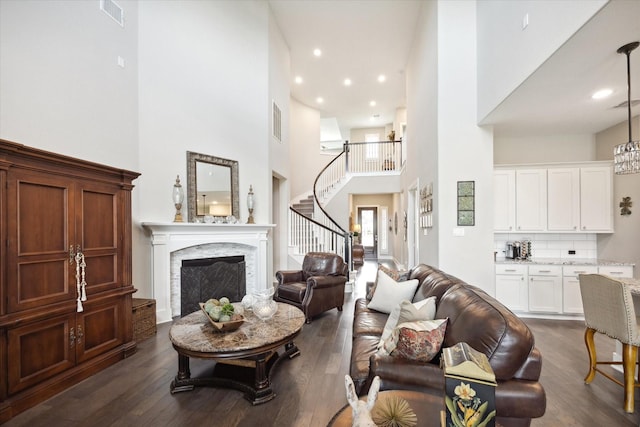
[4,261,640,426]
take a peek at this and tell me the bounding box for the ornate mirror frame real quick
[187,151,239,222]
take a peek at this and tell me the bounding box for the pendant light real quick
[613,41,640,174]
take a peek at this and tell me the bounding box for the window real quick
[365,133,379,159]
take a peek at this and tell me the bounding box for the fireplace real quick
[142,222,274,323]
[180,255,246,316]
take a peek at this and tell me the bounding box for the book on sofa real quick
[443,342,496,427]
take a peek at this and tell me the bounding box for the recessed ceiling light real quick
[294,76,303,84]
[344,78,352,86]
[313,48,322,57]
[592,88,613,99]
[369,100,376,107]
[377,74,386,83]
[316,97,324,104]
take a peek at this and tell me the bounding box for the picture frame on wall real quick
[457,181,475,226]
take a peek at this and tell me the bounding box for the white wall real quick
[138,1,269,223]
[403,1,495,292]
[289,98,326,200]
[268,10,291,274]
[268,11,291,182]
[0,0,146,294]
[0,0,139,169]
[404,0,439,269]
[596,116,640,278]
[350,127,386,143]
[477,0,607,121]
[494,134,596,164]
[436,1,494,292]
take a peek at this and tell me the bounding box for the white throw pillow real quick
[378,297,436,350]
[367,270,419,314]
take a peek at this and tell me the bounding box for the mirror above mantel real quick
[187,151,239,222]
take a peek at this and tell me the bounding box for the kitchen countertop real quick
[495,258,635,266]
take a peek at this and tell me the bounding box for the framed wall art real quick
[457,181,475,226]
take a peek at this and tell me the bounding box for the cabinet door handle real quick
[539,270,551,273]
[575,270,586,274]
[77,325,84,345]
[505,269,516,272]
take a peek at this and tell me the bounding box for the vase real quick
[252,287,278,320]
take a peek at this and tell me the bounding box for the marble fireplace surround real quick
[142,222,274,323]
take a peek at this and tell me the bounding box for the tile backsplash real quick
[494,233,597,260]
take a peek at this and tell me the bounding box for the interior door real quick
[357,207,378,259]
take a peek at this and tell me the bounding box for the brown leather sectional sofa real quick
[349,264,546,427]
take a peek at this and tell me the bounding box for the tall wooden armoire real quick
[0,139,140,423]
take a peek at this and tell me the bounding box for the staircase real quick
[287,140,404,270]
[291,195,314,219]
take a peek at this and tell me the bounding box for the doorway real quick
[357,207,378,259]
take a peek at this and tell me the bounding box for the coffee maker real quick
[505,240,531,260]
[505,241,521,259]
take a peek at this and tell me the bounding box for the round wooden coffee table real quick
[169,302,305,405]
[327,390,444,427]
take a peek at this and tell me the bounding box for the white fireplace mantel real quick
[142,222,275,323]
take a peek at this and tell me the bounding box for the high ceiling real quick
[269,0,640,142]
[481,0,640,137]
[269,0,422,142]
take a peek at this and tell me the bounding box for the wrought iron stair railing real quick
[288,140,403,266]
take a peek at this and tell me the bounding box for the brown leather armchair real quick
[275,252,348,323]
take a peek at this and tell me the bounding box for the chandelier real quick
[613,41,640,174]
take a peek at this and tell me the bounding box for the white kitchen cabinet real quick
[515,169,547,232]
[562,265,598,314]
[598,265,634,278]
[547,168,580,231]
[494,162,612,233]
[495,264,528,312]
[580,166,613,232]
[493,170,516,232]
[528,265,562,313]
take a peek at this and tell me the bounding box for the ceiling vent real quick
[100,0,124,27]
[272,101,282,142]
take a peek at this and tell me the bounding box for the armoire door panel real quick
[16,180,69,255]
[7,313,75,395]
[83,254,118,294]
[7,173,76,312]
[79,188,117,250]
[15,259,71,308]
[76,301,121,363]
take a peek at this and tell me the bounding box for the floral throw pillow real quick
[386,318,448,363]
[377,297,436,352]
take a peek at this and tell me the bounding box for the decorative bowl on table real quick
[199,303,245,332]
